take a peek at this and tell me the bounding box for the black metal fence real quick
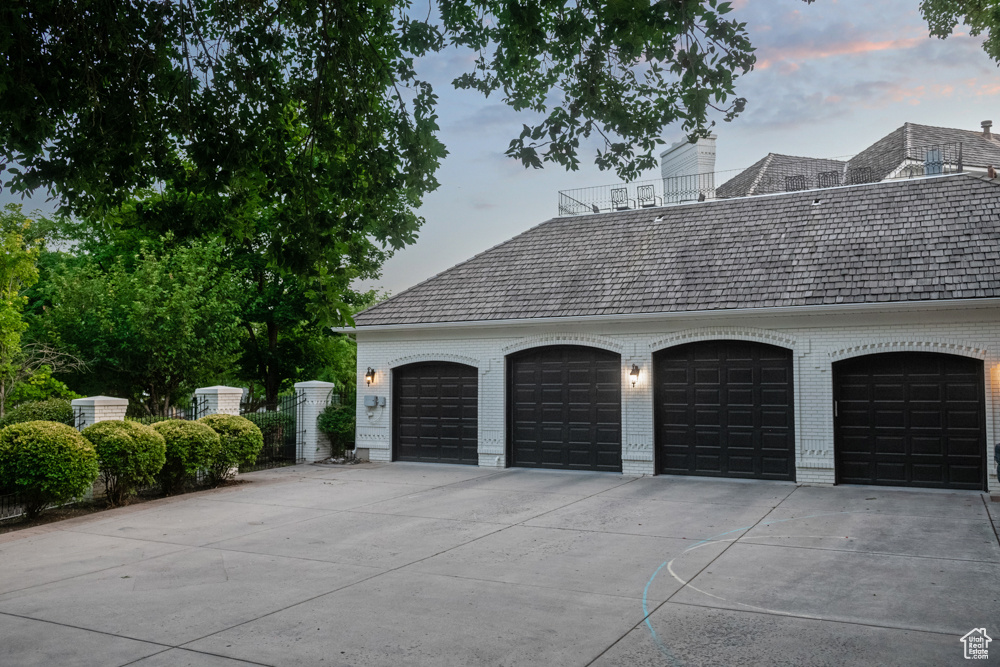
[126,394,209,425]
[239,392,305,472]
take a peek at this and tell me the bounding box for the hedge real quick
[0,421,99,518]
[198,414,264,483]
[317,403,355,457]
[0,399,75,430]
[151,420,220,494]
[82,420,166,506]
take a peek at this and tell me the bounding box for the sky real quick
[2,0,996,298]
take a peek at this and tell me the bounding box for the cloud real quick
[756,36,926,70]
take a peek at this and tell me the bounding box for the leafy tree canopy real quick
[0,0,756,318]
[920,0,1000,62]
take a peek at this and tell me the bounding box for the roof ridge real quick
[747,153,774,196]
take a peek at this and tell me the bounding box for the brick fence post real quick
[294,380,335,463]
[194,386,243,416]
[70,396,128,431]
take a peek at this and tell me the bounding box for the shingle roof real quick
[716,153,847,198]
[846,122,1000,182]
[354,175,1000,327]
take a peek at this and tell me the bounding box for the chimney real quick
[660,135,716,203]
[982,120,993,140]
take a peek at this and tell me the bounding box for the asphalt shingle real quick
[354,174,1000,327]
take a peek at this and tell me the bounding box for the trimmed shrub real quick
[198,414,264,484]
[151,420,220,494]
[317,402,355,457]
[0,421,99,518]
[82,420,166,506]
[0,398,75,429]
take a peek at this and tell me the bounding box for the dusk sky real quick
[360,0,998,297]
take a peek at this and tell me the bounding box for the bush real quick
[82,420,166,506]
[317,402,355,457]
[198,414,264,484]
[0,398,75,429]
[151,419,220,494]
[0,421,99,518]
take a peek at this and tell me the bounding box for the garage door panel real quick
[393,362,478,465]
[509,346,622,472]
[655,340,795,481]
[834,352,985,490]
[759,368,789,384]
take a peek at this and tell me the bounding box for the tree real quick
[41,237,244,413]
[920,0,1000,62]
[0,1,757,326]
[0,204,40,416]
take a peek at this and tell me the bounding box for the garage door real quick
[655,340,795,480]
[834,352,985,490]
[508,346,622,472]
[393,362,478,464]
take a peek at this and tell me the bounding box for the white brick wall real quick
[71,396,128,429]
[356,303,1000,492]
[195,385,243,416]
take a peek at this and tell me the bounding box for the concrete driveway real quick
[1,463,998,666]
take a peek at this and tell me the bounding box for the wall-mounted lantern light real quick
[629,364,641,387]
[365,367,376,386]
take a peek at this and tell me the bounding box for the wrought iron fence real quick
[0,489,24,522]
[239,391,305,472]
[557,142,965,215]
[126,394,209,425]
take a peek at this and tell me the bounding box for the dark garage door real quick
[655,340,795,480]
[393,362,478,464]
[834,352,986,490]
[509,346,622,472]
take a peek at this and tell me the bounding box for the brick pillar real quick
[195,385,243,416]
[294,380,335,463]
[70,396,128,431]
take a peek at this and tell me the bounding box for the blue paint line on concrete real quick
[641,511,852,664]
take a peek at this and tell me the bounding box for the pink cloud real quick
[757,36,926,70]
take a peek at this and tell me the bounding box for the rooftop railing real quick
[558,142,966,216]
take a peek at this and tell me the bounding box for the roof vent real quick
[982,120,993,140]
[812,198,823,205]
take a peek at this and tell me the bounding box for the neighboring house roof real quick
[847,122,1000,182]
[716,153,847,198]
[354,174,1000,327]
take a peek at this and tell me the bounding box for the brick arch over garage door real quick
[833,351,986,490]
[392,361,478,465]
[507,345,622,472]
[654,340,796,481]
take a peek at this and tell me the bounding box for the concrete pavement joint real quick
[727,537,1000,564]
[982,494,1000,549]
[173,472,641,656]
[664,599,964,638]
[598,483,800,666]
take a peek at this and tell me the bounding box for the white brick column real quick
[70,396,128,430]
[294,380,335,463]
[195,385,243,416]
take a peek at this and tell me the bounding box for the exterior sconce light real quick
[629,364,640,387]
[365,367,376,386]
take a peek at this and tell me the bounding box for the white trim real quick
[387,353,480,369]
[828,338,989,362]
[648,327,798,353]
[501,333,625,356]
[346,297,1000,333]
